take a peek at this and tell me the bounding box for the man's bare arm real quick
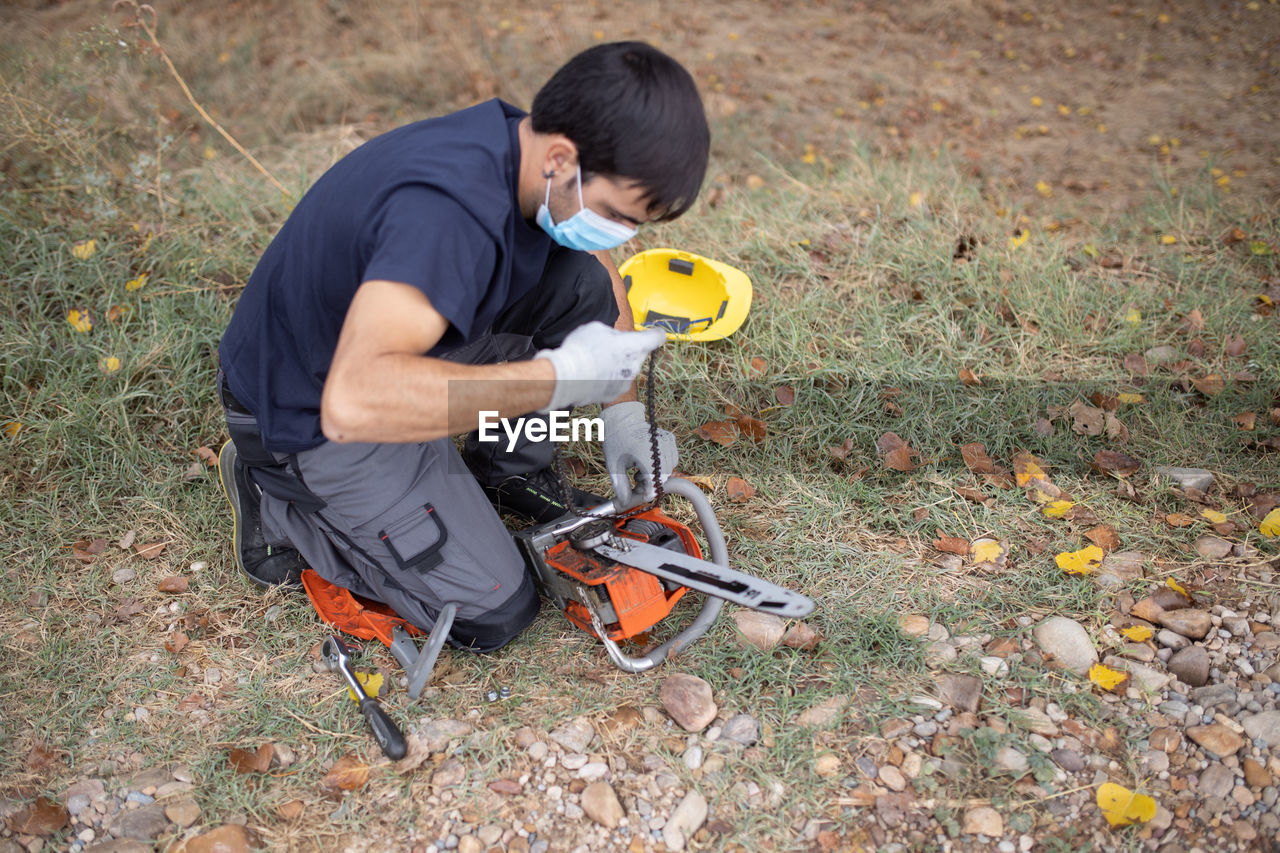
[320,280,555,444]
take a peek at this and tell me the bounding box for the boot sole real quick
[218,440,272,589]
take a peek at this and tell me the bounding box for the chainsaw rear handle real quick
[593,476,726,673]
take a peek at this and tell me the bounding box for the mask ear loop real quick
[574,164,585,212]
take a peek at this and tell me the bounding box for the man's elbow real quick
[319,382,364,443]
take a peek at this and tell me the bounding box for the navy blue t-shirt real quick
[219,99,553,452]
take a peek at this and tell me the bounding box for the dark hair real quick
[531,42,709,222]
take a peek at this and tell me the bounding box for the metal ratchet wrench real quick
[321,634,407,760]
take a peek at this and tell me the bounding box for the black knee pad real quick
[447,571,541,653]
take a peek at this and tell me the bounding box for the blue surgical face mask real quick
[536,165,638,251]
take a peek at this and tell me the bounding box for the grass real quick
[2,5,1279,852]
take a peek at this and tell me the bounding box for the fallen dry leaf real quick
[934,536,970,556]
[5,797,68,836]
[775,385,796,406]
[876,432,918,472]
[694,420,737,446]
[960,442,997,474]
[227,744,273,774]
[1165,513,1197,528]
[1192,374,1225,397]
[195,446,218,466]
[25,742,64,773]
[958,368,980,386]
[956,486,992,506]
[323,754,370,790]
[1232,412,1257,431]
[1096,782,1157,828]
[749,356,768,374]
[737,415,767,441]
[1069,400,1105,435]
[678,473,715,492]
[165,631,189,654]
[969,538,1007,567]
[782,621,821,650]
[488,779,522,795]
[1088,663,1130,693]
[829,437,856,460]
[1055,545,1103,575]
[135,541,167,560]
[1085,525,1121,551]
[158,576,189,594]
[1013,451,1049,487]
[1092,450,1140,478]
[726,476,756,503]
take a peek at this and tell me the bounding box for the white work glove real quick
[602,401,677,507]
[536,322,666,412]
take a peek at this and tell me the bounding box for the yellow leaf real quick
[1055,545,1103,575]
[801,151,817,165]
[1015,458,1048,487]
[71,239,97,260]
[1096,782,1158,827]
[1083,243,1099,257]
[970,539,1005,564]
[1121,626,1153,642]
[1124,309,1142,325]
[1160,235,1177,245]
[1166,578,1190,598]
[346,671,383,702]
[1036,180,1053,197]
[1009,228,1029,249]
[99,356,121,374]
[126,273,149,291]
[1030,96,1043,106]
[1200,509,1227,524]
[1088,663,1130,692]
[1028,488,1058,505]
[2,422,21,438]
[1042,499,1074,518]
[67,309,93,334]
[203,146,217,160]
[1117,393,1145,404]
[1259,508,1280,537]
[1250,241,1276,256]
[908,191,924,208]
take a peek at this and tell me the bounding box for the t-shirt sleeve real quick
[361,184,497,340]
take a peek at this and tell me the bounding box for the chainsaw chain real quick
[550,348,665,522]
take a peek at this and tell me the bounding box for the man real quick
[216,42,710,653]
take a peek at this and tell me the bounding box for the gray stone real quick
[720,713,759,745]
[581,782,624,829]
[1168,646,1211,686]
[1145,346,1180,365]
[1157,609,1213,640]
[1157,629,1191,650]
[1191,684,1237,708]
[1242,711,1280,748]
[1193,535,1233,560]
[1153,466,1214,491]
[548,717,596,753]
[1103,655,1172,692]
[1051,749,1084,773]
[937,673,983,713]
[1199,765,1235,799]
[994,747,1029,775]
[1033,616,1098,675]
[116,805,170,841]
[662,790,708,852]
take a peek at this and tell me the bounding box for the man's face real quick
[547,171,652,231]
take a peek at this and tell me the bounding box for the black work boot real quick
[217,441,305,588]
[482,467,605,524]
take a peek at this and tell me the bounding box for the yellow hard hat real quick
[618,248,753,341]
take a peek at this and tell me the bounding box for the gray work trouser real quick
[221,247,617,651]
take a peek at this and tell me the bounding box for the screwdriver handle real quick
[359,697,407,760]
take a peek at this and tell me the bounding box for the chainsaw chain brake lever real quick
[321,635,407,761]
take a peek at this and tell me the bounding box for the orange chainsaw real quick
[302,476,813,695]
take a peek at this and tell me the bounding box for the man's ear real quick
[542,135,579,178]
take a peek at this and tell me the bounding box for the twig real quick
[114,0,289,198]
[280,706,355,739]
